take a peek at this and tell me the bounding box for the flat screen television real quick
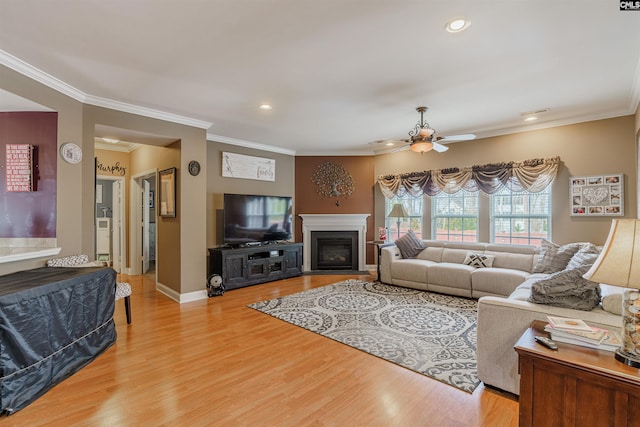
[223,193,293,246]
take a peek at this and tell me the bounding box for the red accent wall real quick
[0,112,58,238]
[295,156,376,264]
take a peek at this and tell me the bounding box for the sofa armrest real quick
[476,296,620,395]
[379,245,400,284]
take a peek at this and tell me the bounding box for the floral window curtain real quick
[377,157,560,199]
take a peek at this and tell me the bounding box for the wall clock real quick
[59,142,83,164]
[188,160,201,176]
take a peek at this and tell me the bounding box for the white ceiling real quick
[1,1,639,155]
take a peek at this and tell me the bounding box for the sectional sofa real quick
[379,239,623,395]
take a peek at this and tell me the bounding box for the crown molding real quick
[1,49,86,102]
[85,95,212,129]
[207,133,296,156]
[0,49,213,130]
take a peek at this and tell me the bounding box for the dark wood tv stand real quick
[208,242,303,290]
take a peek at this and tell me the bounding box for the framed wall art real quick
[570,173,623,216]
[159,167,176,217]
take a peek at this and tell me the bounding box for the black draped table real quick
[0,266,117,414]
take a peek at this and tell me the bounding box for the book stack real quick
[544,316,622,352]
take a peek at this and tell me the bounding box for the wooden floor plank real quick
[4,272,519,426]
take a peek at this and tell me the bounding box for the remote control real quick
[535,336,558,350]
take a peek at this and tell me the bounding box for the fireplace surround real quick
[299,214,369,272]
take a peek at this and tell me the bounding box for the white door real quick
[142,179,151,273]
[112,181,122,272]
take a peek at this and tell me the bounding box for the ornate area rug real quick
[248,279,480,393]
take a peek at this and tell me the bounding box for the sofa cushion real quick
[531,240,584,274]
[428,263,475,291]
[390,259,432,283]
[394,230,425,259]
[528,265,601,311]
[463,252,495,268]
[600,284,625,315]
[471,268,531,298]
[484,250,536,273]
[441,248,475,264]
[415,246,444,262]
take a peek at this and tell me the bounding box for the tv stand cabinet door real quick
[221,252,247,288]
[283,245,302,276]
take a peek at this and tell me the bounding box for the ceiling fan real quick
[370,106,476,154]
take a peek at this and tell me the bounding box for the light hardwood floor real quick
[5,272,519,427]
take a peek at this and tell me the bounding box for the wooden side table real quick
[515,320,640,427]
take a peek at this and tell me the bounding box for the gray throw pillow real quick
[566,243,600,270]
[528,265,601,311]
[394,229,425,259]
[532,240,584,274]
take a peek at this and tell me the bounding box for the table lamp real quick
[583,219,640,368]
[387,203,409,240]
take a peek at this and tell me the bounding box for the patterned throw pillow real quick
[463,252,495,268]
[566,243,601,270]
[532,240,584,274]
[394,229,426,259]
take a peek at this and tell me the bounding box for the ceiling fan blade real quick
[432,141,449,152]
[437,133,476,143]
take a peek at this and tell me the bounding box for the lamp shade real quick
[410,141,433,153]
[387,203,409,218]
[583,219,640,289]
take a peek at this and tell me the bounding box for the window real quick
[385,195,423,239]
[490,186,551,247]
[431,191,479,242]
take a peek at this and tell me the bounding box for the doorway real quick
[130,170,157,277]
[96,176,126,272]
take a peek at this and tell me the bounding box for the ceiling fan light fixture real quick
[410,141,433,154]
[419,127,435,137]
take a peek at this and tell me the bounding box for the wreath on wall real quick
[311,162,355,198]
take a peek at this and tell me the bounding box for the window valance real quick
[377,156,561,198]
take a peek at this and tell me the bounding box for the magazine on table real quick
[544,323,608,344]
[547,329,623,352]
[544,317,622,352]
[546,316,593,332]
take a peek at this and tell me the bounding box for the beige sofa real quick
[379,240,539,298]
[379,240,623,395]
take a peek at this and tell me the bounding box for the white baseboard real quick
[155,281,208,303]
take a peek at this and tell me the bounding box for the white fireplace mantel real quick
[299,214,370,272]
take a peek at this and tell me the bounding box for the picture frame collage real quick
[570,173,623,216]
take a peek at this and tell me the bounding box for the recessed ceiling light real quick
[521,108,550,122]
[385,141,395,146]
[258,104,273,111]
[446,18,471,33]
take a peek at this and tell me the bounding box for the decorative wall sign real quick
[5,144,34,192]
[222,152,275,181]
[570,174,624,216]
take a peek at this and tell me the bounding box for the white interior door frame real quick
[130,169,157,276]
[96,175,126,273]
